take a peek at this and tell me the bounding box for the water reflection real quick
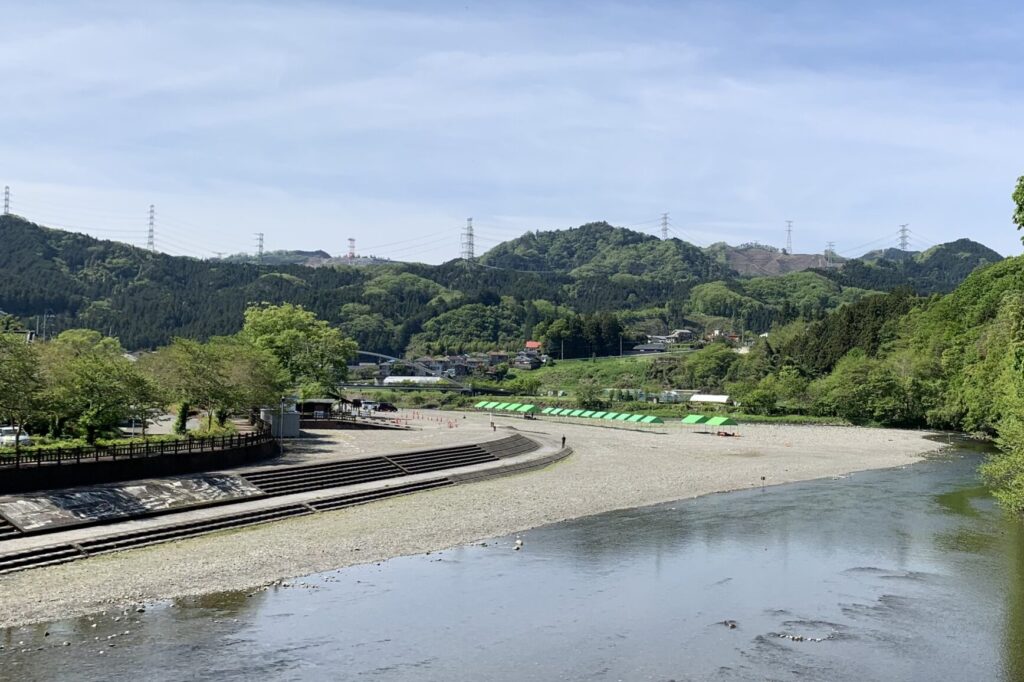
[2,449,1023,681]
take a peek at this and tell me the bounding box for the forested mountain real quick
[821,238,1003,294]
[0,215,999,356]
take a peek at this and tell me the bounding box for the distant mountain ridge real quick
[0,214,1002,353]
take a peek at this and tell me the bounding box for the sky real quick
[2,0,1023,262]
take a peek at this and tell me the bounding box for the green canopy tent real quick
[580,410,596,418]
[705,416,737,426]
[626,414,646,423]
[569,409,586,417]
[681,414,707,424]
[504,403,523,411]
[494,402,512,410]
[541,407,557,415]
[640,415,664,424]
[602,412,620,420]
[614,413,632,421]
[552,408,570,416]
[515,404,538,414]
[705,416,739,435]
[591,411,608,419]
[474,400,489,408]
[483,401,501,409]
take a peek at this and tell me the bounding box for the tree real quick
[0,335,45,453]
[143,339,231,431]
[242,303,356,393]
[576,379,603,409]
[1014,175,1024,240]
[42,331,154,443]
[207,336,288,411]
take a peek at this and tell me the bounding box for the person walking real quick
[561,435,566,448]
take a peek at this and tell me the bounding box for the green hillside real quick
[824,238,1003,294]
[0,214,995,358]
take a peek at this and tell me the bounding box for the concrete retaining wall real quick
[0,441,280,495]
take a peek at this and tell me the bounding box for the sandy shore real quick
[0,411,945,628]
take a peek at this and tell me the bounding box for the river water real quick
[2,446,1023,681]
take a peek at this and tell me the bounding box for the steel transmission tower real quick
[255,232,265,263]
[826,241,836,267]
[785,220,793,254]
[661,212,669,240]
[461,218,475,260]
[146,205,156,251]
[3,186,9,215]
[348,238,356,259]
[898,224,910,251]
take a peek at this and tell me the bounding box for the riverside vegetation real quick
[0,176,1022,511]
[0,303,355,453]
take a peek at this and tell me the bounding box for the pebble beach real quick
[0,410,945,628]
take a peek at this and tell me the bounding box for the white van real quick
[0,427,31,446]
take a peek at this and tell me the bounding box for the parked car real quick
[0,427,31,447]
[376,402,398,412]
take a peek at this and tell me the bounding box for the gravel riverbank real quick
[0,411,945,628]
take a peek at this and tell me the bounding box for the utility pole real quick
[898,224,910,251]
[212,251,225,260]
[461,217,474,260]
[147,204,156,251]
[785,220,793,254]
[661,212,669,240]
[255,232,265,263]
[3,186,9,215]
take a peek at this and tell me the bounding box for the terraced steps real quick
[480,434,541,458]
[309,478,452,512]
[0,434,546,574]
[0,517,21,540]
[0,543,82,574]
[77,504,314,557]
[387,445,497,474]
[242,457,405,496]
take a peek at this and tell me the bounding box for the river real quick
[2,445,1022,681]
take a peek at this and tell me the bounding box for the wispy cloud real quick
[2,1,1022,260]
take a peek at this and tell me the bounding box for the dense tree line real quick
[0,304,355,448]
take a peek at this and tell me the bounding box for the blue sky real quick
[3,1,1022,262]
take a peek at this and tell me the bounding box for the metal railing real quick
[0,421,274,469]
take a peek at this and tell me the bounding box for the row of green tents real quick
[474,401,664,424]
[472,402,738,427]
[474,401,540,414]
[540,408,664,424]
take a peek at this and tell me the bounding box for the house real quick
[628,342,667,354]
[690,393,732,405]
[0,329,36,343]
[487,351,510,366]
[524,340,543,352]
[646,329,694,345]
[512,353,542,370]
